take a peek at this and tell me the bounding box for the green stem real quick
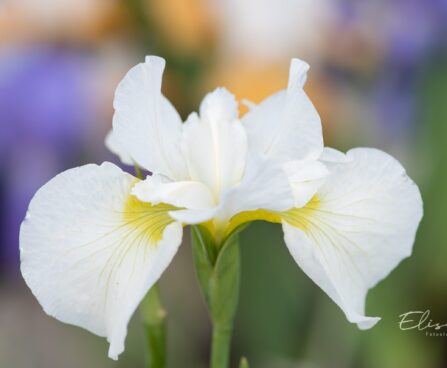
[191,226,241,368]
[211,325,233,368]
[239,357,249,368]
[140,283,167,368]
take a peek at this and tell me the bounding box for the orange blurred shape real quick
[206,60,335,127]
[206,61,288,115]
[0,0,124,44]
[145,0,216,53]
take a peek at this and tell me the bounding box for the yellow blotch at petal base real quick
[123,193,177,243]
[224,196,320,238]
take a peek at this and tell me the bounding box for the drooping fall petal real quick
[20,163,183,359]
[282,148,423,328]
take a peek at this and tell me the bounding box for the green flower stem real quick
[140,283,167,368]
[134,164,166,367]
[211,325,233,368]
[239,357,249,368]
[191,225,242,368]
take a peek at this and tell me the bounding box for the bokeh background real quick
[1,0,446,367]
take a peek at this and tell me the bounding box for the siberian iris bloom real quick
[20,56,422,360]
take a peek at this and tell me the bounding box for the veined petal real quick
[113,56,187,180]
[105,130,133,166]
[281,148,423,328]
[132,174,215,209]
[182,88,247,200]
[20,163,183,359]
[242,58,323,161]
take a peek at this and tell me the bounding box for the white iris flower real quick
[20,56,423,359]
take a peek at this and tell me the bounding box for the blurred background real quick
[0,0,446,367]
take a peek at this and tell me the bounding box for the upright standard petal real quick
[20,163,183,359]
[113,56,188,179]
[281,148,423,328]
[182,88,248,201]
[242,58,323,161]
[105,130,134,166]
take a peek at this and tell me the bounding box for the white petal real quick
[288,58,310,89]
[105,130,134,166]
[182,88,247,200]
[199,86,239,123]
[169,207,219,225]
[282,148,423,329]
[319,147,353,163]
[113,56,187,179]
[20,163,183,359]
[282,159,329,208]
[132,174,215,209]
[241,99,257,110]
[242,58,323,161]
[220,154,295,220]
[170,155,295,226]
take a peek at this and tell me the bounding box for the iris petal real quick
[20,163,183,359]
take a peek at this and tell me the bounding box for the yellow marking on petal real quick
[123,191,177,243]
[225,209,282,237]
[281,196,320,232]
[223,196,320,239]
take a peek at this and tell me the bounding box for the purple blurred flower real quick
[334,0,446,65]
[383,0,446,67]
[0,46,96,275]
[328,0,447,138]
[371,66,419,140]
